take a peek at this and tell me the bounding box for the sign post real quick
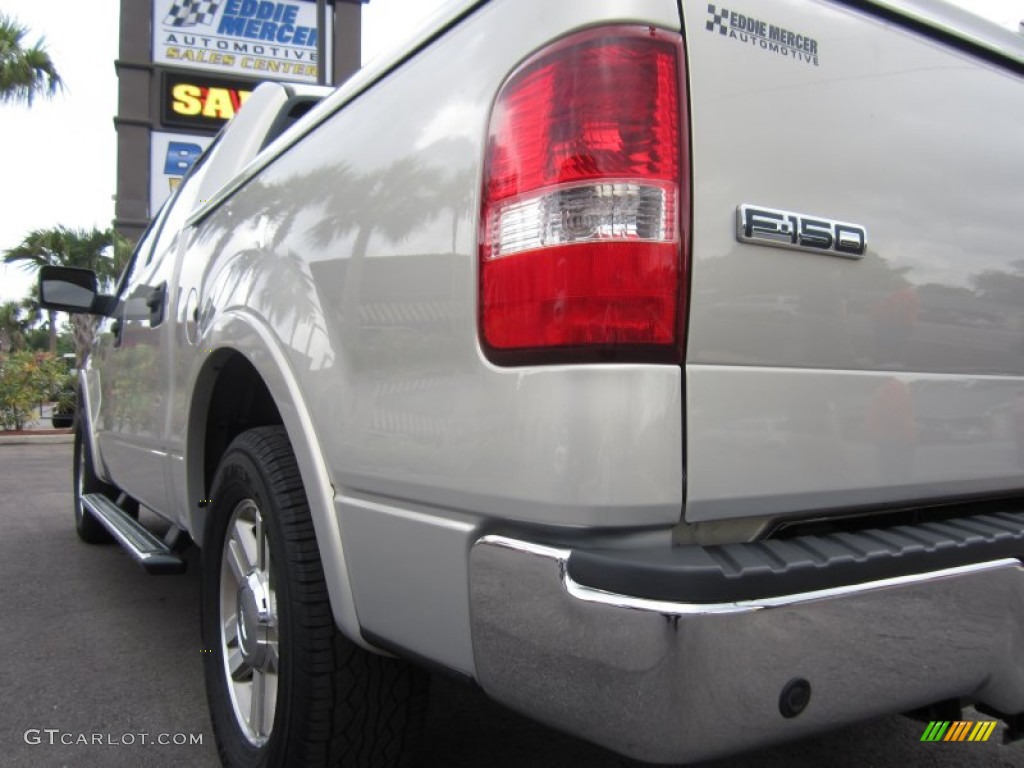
[317,0,327,85]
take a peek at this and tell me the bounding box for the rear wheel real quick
[202,426,428,767]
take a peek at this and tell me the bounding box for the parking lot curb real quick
[0,434,74,445]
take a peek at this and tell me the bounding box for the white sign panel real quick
[150,131,215,215]
[152,0,332,84]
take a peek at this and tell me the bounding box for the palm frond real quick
[0,14,64,106]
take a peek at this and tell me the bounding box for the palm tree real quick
[19,284,44,335]
[3,226,126,364]
[0,14,63,105]
[0,300,28,352]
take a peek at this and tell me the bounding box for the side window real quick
[142,132,222,268]
[115,133,221,303]
[146,165,207,267]
[115,202,170,295]
[122,149,220,330]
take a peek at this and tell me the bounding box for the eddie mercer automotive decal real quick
[705,4,820,66]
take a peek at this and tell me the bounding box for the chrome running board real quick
[81,493,186,575]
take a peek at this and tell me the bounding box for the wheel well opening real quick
[204,354,282,494]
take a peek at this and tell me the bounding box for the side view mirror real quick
[38,266,117,316]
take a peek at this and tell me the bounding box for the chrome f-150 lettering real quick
[736,204,866,258]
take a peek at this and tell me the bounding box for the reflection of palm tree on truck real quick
[871,286,919,365]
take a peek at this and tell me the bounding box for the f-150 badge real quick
[736,204,866,259]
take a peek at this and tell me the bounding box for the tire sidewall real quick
[73,427,85,529]
[73,423,114,543]
[201,442,294,768]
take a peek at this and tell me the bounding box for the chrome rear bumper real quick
[468,536,1024,764]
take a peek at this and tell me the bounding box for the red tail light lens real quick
[480,26,686,362]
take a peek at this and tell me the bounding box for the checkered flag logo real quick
[163,0,222,28]
[705,4,730,35]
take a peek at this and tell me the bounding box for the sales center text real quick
[162,1,321,77]
[163,44,317,77]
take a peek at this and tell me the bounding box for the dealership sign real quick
[150,131,215,214]
[152,0,332,83]
[162,71,254,131]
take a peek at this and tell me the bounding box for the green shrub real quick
[0,351,65,430]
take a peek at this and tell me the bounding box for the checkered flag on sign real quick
[705,3,730,35]
[163,0,222,28]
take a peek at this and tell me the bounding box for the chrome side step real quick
[81,493,187,575]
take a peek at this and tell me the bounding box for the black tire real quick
[52,414,74,429]
[73,424,116,544]
[201,426,428,768]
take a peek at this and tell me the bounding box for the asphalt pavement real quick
[1,442,1021,767]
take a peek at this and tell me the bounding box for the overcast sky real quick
[0,0,1021,304]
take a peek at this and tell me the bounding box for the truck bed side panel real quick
[682,0,1024,521]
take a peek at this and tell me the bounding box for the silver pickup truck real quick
[38,0,1024,765]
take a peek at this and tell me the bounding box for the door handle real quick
[147,282,167,327]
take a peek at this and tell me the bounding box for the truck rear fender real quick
[185,310,366,648]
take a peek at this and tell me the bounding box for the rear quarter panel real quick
[185,0,685,530]
[178,0,684,672]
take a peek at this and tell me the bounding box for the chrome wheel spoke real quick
[263,670,278,735]
[226,532,251,584]
[223,613,238,645]
[255,516,266,572]
[250,668,266,737]
[265,625,280,671]
[228,649,248,681]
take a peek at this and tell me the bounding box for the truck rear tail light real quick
[480,26,687,362]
